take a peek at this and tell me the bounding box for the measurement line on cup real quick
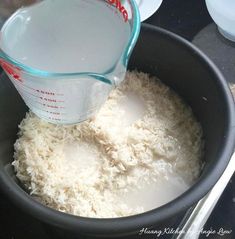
[41,104,65,109]
[48,117,62,121]
[25,101,50,113]
[19,93,66,114]
[13,80,65,97]
[14,81,65,107]
[14,83,64,104]
[39,97,64,103]
[46,111,66,116]
[26,101,66,118]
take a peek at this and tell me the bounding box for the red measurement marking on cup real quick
[34,89,64,96]
[35,89,64,97]
[39,97,64,103]
[48,117,61,121]
[0,59,22,82]
[0,63,63,97]
[36,89,64,97]
[11,78,64,97]
[46,111,65,116]
[107,0,128,22]
[26,104,64,123]
[26,99,66,116]
[42,104,65,109]
[36,89,55,95]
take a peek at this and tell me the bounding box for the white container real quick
[206,0,235,42]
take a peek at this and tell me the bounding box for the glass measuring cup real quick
[0,0,140,124]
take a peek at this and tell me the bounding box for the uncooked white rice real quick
[13,71,203,218]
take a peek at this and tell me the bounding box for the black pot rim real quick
[1,23,235,236]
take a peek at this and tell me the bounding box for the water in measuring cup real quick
[0,0,131,73]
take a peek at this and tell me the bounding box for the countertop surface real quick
[0,0,234,238]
